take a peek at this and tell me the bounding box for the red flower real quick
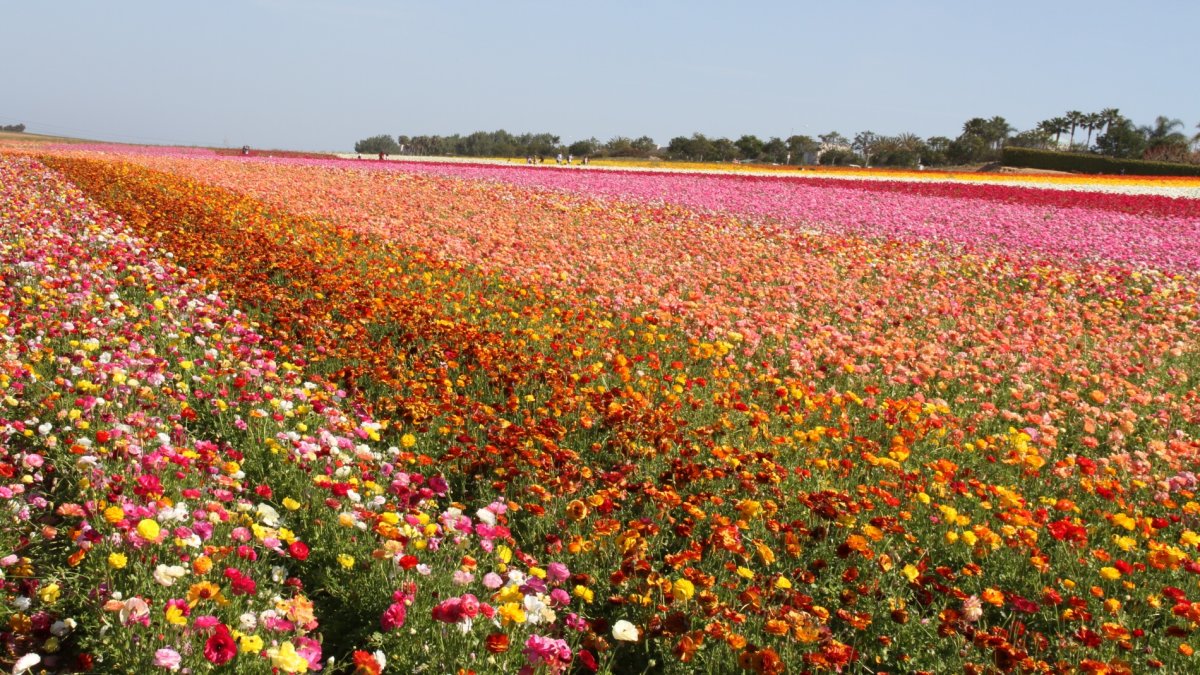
[288,541,310,561]
[352,651,382,675]
[485,633,510,654]
[204,625,237,665]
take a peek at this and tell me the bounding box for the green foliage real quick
[0,123,25,133]
[1001,147,1200,176]
[354,134,401,155]
[734,134,764,161]
[818,148,861,166]
[568,138,599,157]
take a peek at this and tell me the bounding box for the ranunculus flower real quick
[204,625,237,665]
[612,619,640,642]
[381,602,407,631]
[154,648,182,671]
[288,541,310,561]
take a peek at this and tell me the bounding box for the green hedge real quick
[1001,147,1200,177]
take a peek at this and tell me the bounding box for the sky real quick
[4,0,1198,152]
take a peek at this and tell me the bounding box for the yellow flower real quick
[282,498,301,511]
[401,433,417,448]
[337,554,355,570]
[1099,567,1121,581]
[107,552,127,569]
[573,585,594,604]
[495,585,523,604]
[497,602,527,625]
[103,506,125,524]
[774,576,792,590]
[165,604,187,626]
[736,566,754,580]
[136,519,161,541]
[672,578,695,602]
[268,641,309,673]
[961,530,978,546]
[240,634,264,654]
[901,565,920,583]
[38,583,61,605]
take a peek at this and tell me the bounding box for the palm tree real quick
[1141,116,1188,152]
[1065,111,1085,149]
[985,116,1014,151]
[1082,113,1104,149]
[1098,108,1122,139]
[1039,117,1070,148]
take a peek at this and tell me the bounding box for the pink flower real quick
[381,602,407,631]
[154,648,182,671]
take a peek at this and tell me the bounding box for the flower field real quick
[3,147,1200,674]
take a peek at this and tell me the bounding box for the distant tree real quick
[985,116,1013,150]
[924,136,952,165]
[1094,118,1147,159]
[852,131,880,167]
[871,134,925,167]
[947,134,989,164]
[819,131,849,147]
[568,138,598,157]
[1141,116,1190,162]
[818,148,861,166]
[711,137,738,162]
[1037,117,1069,148]
[1065,110,1085,149]
[631,136,657,154]
[786,135,819,163]
[0,123,25,133]
[1008,128,1053,149]
[734,135,765,161]
[667,133,715,161]
[761,137,788,163]
[1097,108,1122,142]
[1080,112,1105,149]
[354,134,401,154]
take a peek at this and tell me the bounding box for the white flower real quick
[12,652,41,674]
[153,564,186,587]
[239,612,258,631]
[475,508,496,526]
[612,619,640,642]
[256,504,281,527]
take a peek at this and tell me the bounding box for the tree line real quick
[0,123,25,133]
[354,111,1200,167]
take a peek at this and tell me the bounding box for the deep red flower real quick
[288,541,310,561]
[204,625,237,665]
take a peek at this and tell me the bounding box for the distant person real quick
[241,145,250,156]
[379,152,385,161]
[567,154,573,164]
[556,153,563,165]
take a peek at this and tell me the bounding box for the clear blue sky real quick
[5,0,1197,151]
